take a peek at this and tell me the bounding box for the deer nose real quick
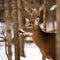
[19,30,22,33]
[19,30,23,34]
[19,29,25,34]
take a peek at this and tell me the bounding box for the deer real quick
[19,7,56,60]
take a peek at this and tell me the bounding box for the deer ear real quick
[25,18,29,23]
[35,17,40,23]
[35,17,40,25]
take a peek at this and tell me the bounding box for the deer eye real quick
[28,24,31,27]
[27,24,32,28]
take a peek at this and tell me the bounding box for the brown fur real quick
[32,25,56,60]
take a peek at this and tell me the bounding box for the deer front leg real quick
[42,55,46,60]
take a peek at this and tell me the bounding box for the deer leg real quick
[47,58,53,60]
[42,55,46,60]
[48,58,53,60]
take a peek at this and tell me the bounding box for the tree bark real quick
[4,0,12,60]
[17,0,25,57]
[11,0,20,60]
[43,0,47,32]
[56,0,60,60]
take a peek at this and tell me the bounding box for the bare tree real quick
[56,0,60,60]
[11,0,20,60]
[17,0,25,57]
[4,0,12,60]
[43,0,47,32]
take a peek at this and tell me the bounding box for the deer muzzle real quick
[19,29,33,36]
[19,29,25,34]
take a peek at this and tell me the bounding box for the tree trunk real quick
[11,0,20,60]
[43,0,47,32]
[4,0,12,60]
[17,0,25,57]
[56,0,60,60]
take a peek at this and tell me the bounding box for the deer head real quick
[19,17,40,36]
[19,6,44,36]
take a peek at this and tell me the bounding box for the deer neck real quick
[32,24,44,50]
[32,24,43,40]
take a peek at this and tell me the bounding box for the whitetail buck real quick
[19,8,56,60]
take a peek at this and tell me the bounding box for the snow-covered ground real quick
[0,42,8,60]
[0,41,50,60]
[0,22,51,60]
[20,43,42,60]
[0,42,42,60]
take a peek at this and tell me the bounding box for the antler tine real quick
[31,8,39,17]
[24,7,32,17]
[31,4,44,17]
[31,8,38,14]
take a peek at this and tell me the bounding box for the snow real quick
[0,42,42,60]
[0,41,50,60]
[0,42,8,60]
[23,43,42,60]
[40,21,57,33]
[0,21,43,60]
[50,5,57,11]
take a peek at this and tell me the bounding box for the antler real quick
[24,4,44,18]
[31,8,39,17]
[24,7,32,17]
